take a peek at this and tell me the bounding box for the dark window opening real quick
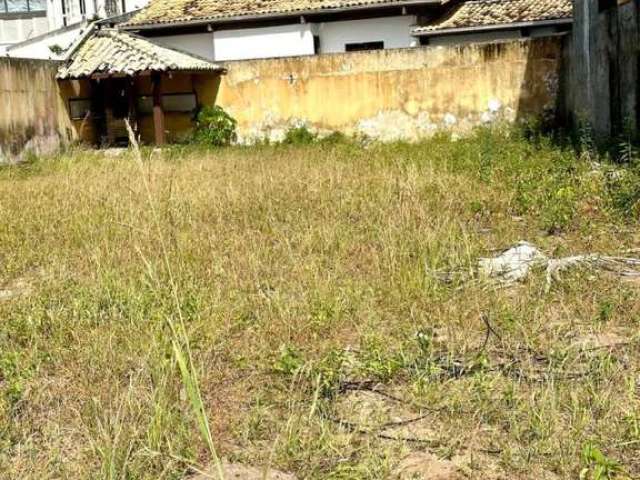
[345,41,384,52]
[104,0,119,16]
[136,93,199,115]
[69,97,105,120]
[61,0,67,25]
[598,0,617,12]
[112,85,130,119]
[313,35,320,54]
[79,0,86,15]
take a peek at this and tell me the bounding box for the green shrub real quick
[284,125,317,145]
[194,106,237,146]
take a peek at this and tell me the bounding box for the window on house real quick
[28,0,45,10]
[2,0,46,13]
[104,0,120,17]
[80,0,86,15]
[136,93,198,115]
[313,35,321,54]
[69,97,106,120]
[61,0,68,25]
[68,98,93,120]
[5,0,28,13]
[345,41,384,52]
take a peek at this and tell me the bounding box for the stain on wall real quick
[0,58,74,162]
[216,37,563,143]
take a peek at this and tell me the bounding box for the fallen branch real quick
[428,242,640,291]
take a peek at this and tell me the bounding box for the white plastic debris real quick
[488,99,502,113]
[443,113,457,126]
[478,241,547,283]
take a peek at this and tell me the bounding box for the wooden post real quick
[127,78,138,138]
[570,0,640,139]
[152,73,166,145]
[104,78,116,146]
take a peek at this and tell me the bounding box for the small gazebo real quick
[57,29,225,146]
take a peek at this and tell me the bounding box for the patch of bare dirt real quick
[572,332,629,350]
[0,269,48,303]
[394,452,463,480]
[0,279,32,302]
[334,389,437,442]
[190,462,296,480]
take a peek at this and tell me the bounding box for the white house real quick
[0,0,48,51]
[4,0,575,61]
[3,0,148,57]
[118,0,574,62]
[120,0,446,62]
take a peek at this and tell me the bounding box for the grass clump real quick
[283,125,317,145]
[0,127,639,479]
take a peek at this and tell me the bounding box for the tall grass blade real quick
[125,121,224,480]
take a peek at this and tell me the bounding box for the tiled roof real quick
[123,0,442,28]
[57,29,222,79]
[413,0,572,34]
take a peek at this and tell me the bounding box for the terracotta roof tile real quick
[124,0,443,27]
[413,0,572,34]
[57,29,222,79]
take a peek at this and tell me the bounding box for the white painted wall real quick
[152,32,215,60]
[318,16,418,53]
[6,22,87,58]
[48,0,150,31]
[213,23,315,61]
[3,0,150,58]
[0,15,49,47]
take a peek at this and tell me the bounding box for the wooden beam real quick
[127,78,138,138]
[104,79,116,146]
[151,73,166,145]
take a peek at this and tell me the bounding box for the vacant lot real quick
[1,130,639,479]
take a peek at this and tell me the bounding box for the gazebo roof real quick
[57,29,223,79]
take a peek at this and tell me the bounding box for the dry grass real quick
[0,130,639,479]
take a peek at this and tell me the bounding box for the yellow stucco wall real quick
[9,37,562,153]
[0,58,74,160]
[59,79,98,145]
[216,38,563,142]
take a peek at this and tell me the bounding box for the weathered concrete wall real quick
[0,57,74,162]
[216,37,563,143]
